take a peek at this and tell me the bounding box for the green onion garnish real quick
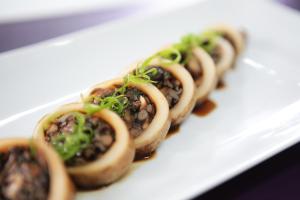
[50,112,94,161]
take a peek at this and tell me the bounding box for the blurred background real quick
[1,0,299,53]
[1,0,298,53]
[1,0,300,199]
[0,0,200,53]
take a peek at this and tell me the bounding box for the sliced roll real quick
[0,138,74,200]
[83,78,171,158]
[126,59,196,126]
[34,103,135,189]
[208,23,245,56]
[161,45,217,103]
[161,34,218,102]
[186,47,218,102]
[211,37,235,78]
[188,29,235,82]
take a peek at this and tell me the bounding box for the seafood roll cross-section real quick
[83,77,171,158]
[126,48,196,126]
[169,34,218,102]
[0,138,74,200]
[196,30,235,79]
[208,23,245,57]
[34,103,135,189]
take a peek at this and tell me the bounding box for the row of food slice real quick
[0,23,245,200]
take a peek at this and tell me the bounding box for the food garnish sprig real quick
[173,30,220,64]
[199,30,221,53]
[49,31,220,161]
[83,74,146,116]
[83,47,181,115]
[126,47,181,82]
[50,112,94,161]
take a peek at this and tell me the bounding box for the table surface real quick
[1,0,300,199]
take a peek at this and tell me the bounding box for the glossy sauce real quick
[193,99,217,117]
[79,183,111,192]
[166,124,181,139]
[216,80,226,90]
[134,151,157,162]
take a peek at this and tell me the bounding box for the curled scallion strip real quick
[86,47,181,113]
[173,31,220,64]
[140,47,181,68]
[84,94,128,116]
[83,44,181,116]
[126,47,181,84]
[198,30,220,53]
[173,33,201,64]
[157,47,182,64]
[174,34,201,53]
[125,66,157,84]
[50,112,94,161]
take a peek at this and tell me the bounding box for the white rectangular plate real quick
[0,0,300,199]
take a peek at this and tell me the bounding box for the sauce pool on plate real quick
[134,151,157,162]
[193,99,217,117]
[166,124,181,139]
[216,80,226,90]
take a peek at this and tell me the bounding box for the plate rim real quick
[1,0,300,199]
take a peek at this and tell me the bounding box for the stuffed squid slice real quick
[83,78,171,158]
[125,50,196,126]
[34,103,135,189]
[0,138,74,200]
[208,23,246,57]
[196,30,235,79]
[166,35,218,102]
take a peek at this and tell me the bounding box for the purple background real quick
[1,0,300,199]
[0,4,143,52]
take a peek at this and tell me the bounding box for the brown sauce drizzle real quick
[78,183,111,192]
[166,124,181,139]
[193,99,217,117]
[216,79,226,90]
[134,151,156,162]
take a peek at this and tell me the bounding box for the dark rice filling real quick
[147,66,183,108]
[44,113,115,167]
[91,86,156,138]
[200,38,222,65]
[209,45,222,64]
[181,52,203,82]
[0,147,49,200]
